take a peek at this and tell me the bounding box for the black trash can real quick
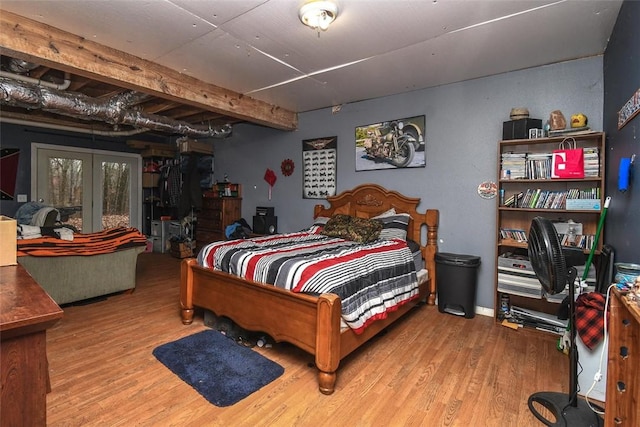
[435,252,481,318]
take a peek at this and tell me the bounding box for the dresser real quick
[196,193,242,246]
[1,264,63,427]
[605,288,640,427]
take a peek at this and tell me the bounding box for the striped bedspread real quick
[198,231,419,333]
[17,227,147,257]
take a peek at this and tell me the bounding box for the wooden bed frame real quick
[180,184,439,394]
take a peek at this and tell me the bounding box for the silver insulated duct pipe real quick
[0,77,232,138]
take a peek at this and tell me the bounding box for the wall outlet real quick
[17,194,27,202]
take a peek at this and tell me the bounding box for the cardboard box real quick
[565,199,601,211]
[179,138,214,155]
[142,172,160,188]
[141,148,176,158]
[0,216,17,266]
[502,118,543,140]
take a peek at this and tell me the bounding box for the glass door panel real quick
[36,149,92,232]
[33,144,141,234]
[100,160,131,229]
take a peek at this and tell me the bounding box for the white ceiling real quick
[0,0,623,114]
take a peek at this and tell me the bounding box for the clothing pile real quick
[14,201,74,240]
[17,224,74,241]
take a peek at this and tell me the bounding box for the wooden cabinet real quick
[605,288,640,427]
[495,132,606,319]
[1,264,63,427]
[196,193,242,246]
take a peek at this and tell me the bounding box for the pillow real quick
[373,208,397,218]
[321,214,382,243]
[376,213,411,240]
[306,216,330,233]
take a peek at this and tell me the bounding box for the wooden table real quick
[1,264,63,427]
[605,288,640,427]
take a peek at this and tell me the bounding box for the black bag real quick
[226,218,252,240]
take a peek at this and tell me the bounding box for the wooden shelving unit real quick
[495,132,606,320]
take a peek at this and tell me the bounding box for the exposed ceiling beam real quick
[0,10,298,131]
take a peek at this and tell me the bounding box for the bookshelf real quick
[495,132,606,322]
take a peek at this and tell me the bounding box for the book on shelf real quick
[566,187,600,199]
[559,234,595,250]
[525,153,552,179]
[500,228,528,242]
[501,147,600,180]
[546,127,594,138]
[506,188,601,210]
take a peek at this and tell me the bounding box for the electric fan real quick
[526,216,603,427]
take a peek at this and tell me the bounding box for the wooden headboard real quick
[313,183,439,304]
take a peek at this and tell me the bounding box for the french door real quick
[32,143,142,233]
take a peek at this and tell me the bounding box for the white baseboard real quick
[475,306,494,317]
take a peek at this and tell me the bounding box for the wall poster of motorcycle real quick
[302,136,337,199]
[355,115,425,171]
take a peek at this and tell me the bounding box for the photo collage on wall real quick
[302,136,337,199]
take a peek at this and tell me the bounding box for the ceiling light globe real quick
[299,1,338,31]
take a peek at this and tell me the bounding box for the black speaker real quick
[253,215,278,235]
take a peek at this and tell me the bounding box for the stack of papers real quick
[501,152,527,179]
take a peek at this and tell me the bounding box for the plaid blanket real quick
[198,231,419,333]
[17,227,147,257]
[575,291,607,350]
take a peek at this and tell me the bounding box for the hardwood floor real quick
[46,252,586,426]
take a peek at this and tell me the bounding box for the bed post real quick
[424,209,439,305]
[315,293,341,394]
[180,258,196,324]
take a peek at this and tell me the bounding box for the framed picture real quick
[302,136,337,199]
[355,115,425,171]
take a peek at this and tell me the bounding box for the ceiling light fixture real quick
[299,1,338,35]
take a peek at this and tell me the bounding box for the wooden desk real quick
[605,288,640,427]
[1,264,63,427]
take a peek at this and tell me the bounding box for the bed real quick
[17,227,147,305]
[180,184,439,394]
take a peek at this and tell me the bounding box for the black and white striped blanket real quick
[198,231,419,334]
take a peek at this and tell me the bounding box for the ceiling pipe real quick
[0,77,232,138]
[0,116,149,137]
[0,70,71,90]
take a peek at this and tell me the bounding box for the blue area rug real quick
[153,330,284,406]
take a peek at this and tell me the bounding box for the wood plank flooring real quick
[45,252,590,426]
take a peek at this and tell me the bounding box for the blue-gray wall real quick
[603,0,640,265]
[214,56,605,311]
[5,1,638,311]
